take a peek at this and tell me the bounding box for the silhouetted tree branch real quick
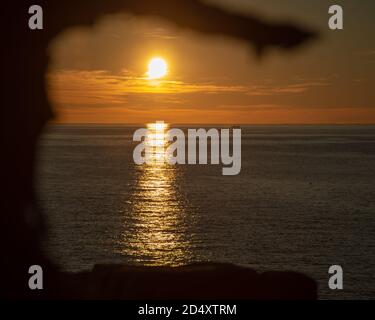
[47,0,317,57]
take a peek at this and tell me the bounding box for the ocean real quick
[36,124,375,299]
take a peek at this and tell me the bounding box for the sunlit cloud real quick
[48,68,375,125]
[48,69,249,108]
[48,69,329,111]
[245,82,330,96]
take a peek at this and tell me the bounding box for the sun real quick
[146,57,168,80]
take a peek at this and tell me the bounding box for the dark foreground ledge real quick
[50,263,317,300]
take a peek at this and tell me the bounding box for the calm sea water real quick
[36,125,375,299]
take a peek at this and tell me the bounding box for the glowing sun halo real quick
[146,57,168,80]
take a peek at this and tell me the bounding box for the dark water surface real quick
[36,125,375,299]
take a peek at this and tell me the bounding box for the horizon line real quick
[48,122,375,126]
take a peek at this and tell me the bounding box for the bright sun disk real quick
[147,57,168,80]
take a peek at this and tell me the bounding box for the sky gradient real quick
[48,0,375,124]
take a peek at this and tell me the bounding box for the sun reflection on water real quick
[145,122,170,164]
[120,123,193,266]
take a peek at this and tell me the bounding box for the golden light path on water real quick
[120,123,193,266]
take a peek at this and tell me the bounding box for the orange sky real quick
[48,0,375,124]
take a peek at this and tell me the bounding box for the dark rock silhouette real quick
[1,1,317,299]
[59,263,317,300]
